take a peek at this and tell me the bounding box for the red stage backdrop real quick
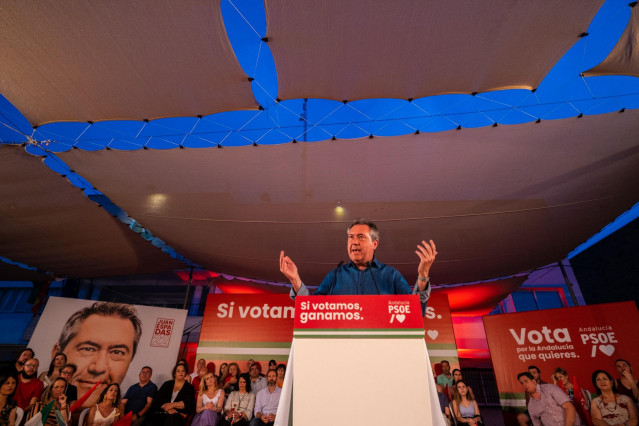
[483,301,639,417]
[423,293,460,372]
[197,294,295,374]
[198,293,459,375]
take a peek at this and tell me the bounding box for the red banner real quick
[295,294,423,329]
[483,301,639,420]
[423,293,460,371]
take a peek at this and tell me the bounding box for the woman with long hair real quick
[450,369,475,401]
[220,376,254,426]
[591,370,638,426]
[452,380,483,426]
[26,377,69,425]
[0,370,18,426]
[87,383,121,426]
[145,363,196,426]
[222,363,240,396]
[192,373,225,426]
[218,364,229,384]
[38,353,67,387]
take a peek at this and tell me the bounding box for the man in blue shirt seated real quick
[279,218,437,311]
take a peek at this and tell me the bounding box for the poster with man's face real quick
[28,297,187,408]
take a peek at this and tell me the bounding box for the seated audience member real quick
[13,348,34,375]
[218,364,229,384]
[144,363,196,426]
[25,377,69,425]
[38,352,67,387]
[248,364,267,396]
[192,368,208,395]
[177,359,191,383]
[518,371,576,426]
[436,383,451,426]
[275,365,286,389]
[240,360,255,383]
[87,383,121,426]
[614,359,639,404]
[223,363,241,396]
[15,358,44,411]
[529,366,546,385]
[249,370,280,426]
[437,360,455,391]
[58,363,78,404]
[553,367,589,425]
[220,376,254,426]
[192,372,225,426]
[121,366,157,426]
[191,359,207,382]
[267,360,277,372]
[451,369,475,401]
[452,380,483,426]
[591,369,638,426]
[0,370,18,426]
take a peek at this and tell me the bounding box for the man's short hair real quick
[528,365,541,374]
[348,219,380,242]
[440,360,450,366]
[141,366,153,374]
[517,372,534,381]
[56,302,142,357]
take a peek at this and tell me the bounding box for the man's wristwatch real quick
[418,276,430,283]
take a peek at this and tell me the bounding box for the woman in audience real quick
[218,363,229,384]
[452,380,483,426]
[222,363,240,396]
[276,364,286,389]
[26,377,70,425]
[38,353,67,387]
[591,369,638,426]
[145,363,196,426]
[87,383,121,426]
[0,370,18,426]
[192,372,224,426]
[451,369,475,400]
[220,376,254,426]
[614,359,639,404]
[268,360,276,371]
[553,367,576,399]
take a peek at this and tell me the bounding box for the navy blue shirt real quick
[290,258,430,313]
[123,381,158,415]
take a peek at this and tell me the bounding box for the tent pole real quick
[183,266,194,310]
[558,261,579,307]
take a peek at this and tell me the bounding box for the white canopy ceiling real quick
[0,0,257,126]
[266,0,603,101]
[59,110,639,284]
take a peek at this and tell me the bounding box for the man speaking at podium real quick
[279,218,437,312]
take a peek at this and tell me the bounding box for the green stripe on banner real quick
[198,341,292,348]
[427,355,460,363]
[293,328,424,332]
[424,343,458,350]
[293,334,425,339]
[196,353,290,362]
[500,392,526,399]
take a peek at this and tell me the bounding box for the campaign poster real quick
[483,301,639,421]
[28,296,187,408]
[196,294,295,375]
[423,292,460,371]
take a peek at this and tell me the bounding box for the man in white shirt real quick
[250,370,281,425]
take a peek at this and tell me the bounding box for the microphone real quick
[367,262,381,295]
[329,260,345,295]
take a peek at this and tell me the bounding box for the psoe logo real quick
[388,301,410,324]
[509,326,571,345]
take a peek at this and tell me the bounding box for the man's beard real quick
[21,370,37,380]
[267,380,276,386]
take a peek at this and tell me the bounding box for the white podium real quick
[275,295,446,426]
